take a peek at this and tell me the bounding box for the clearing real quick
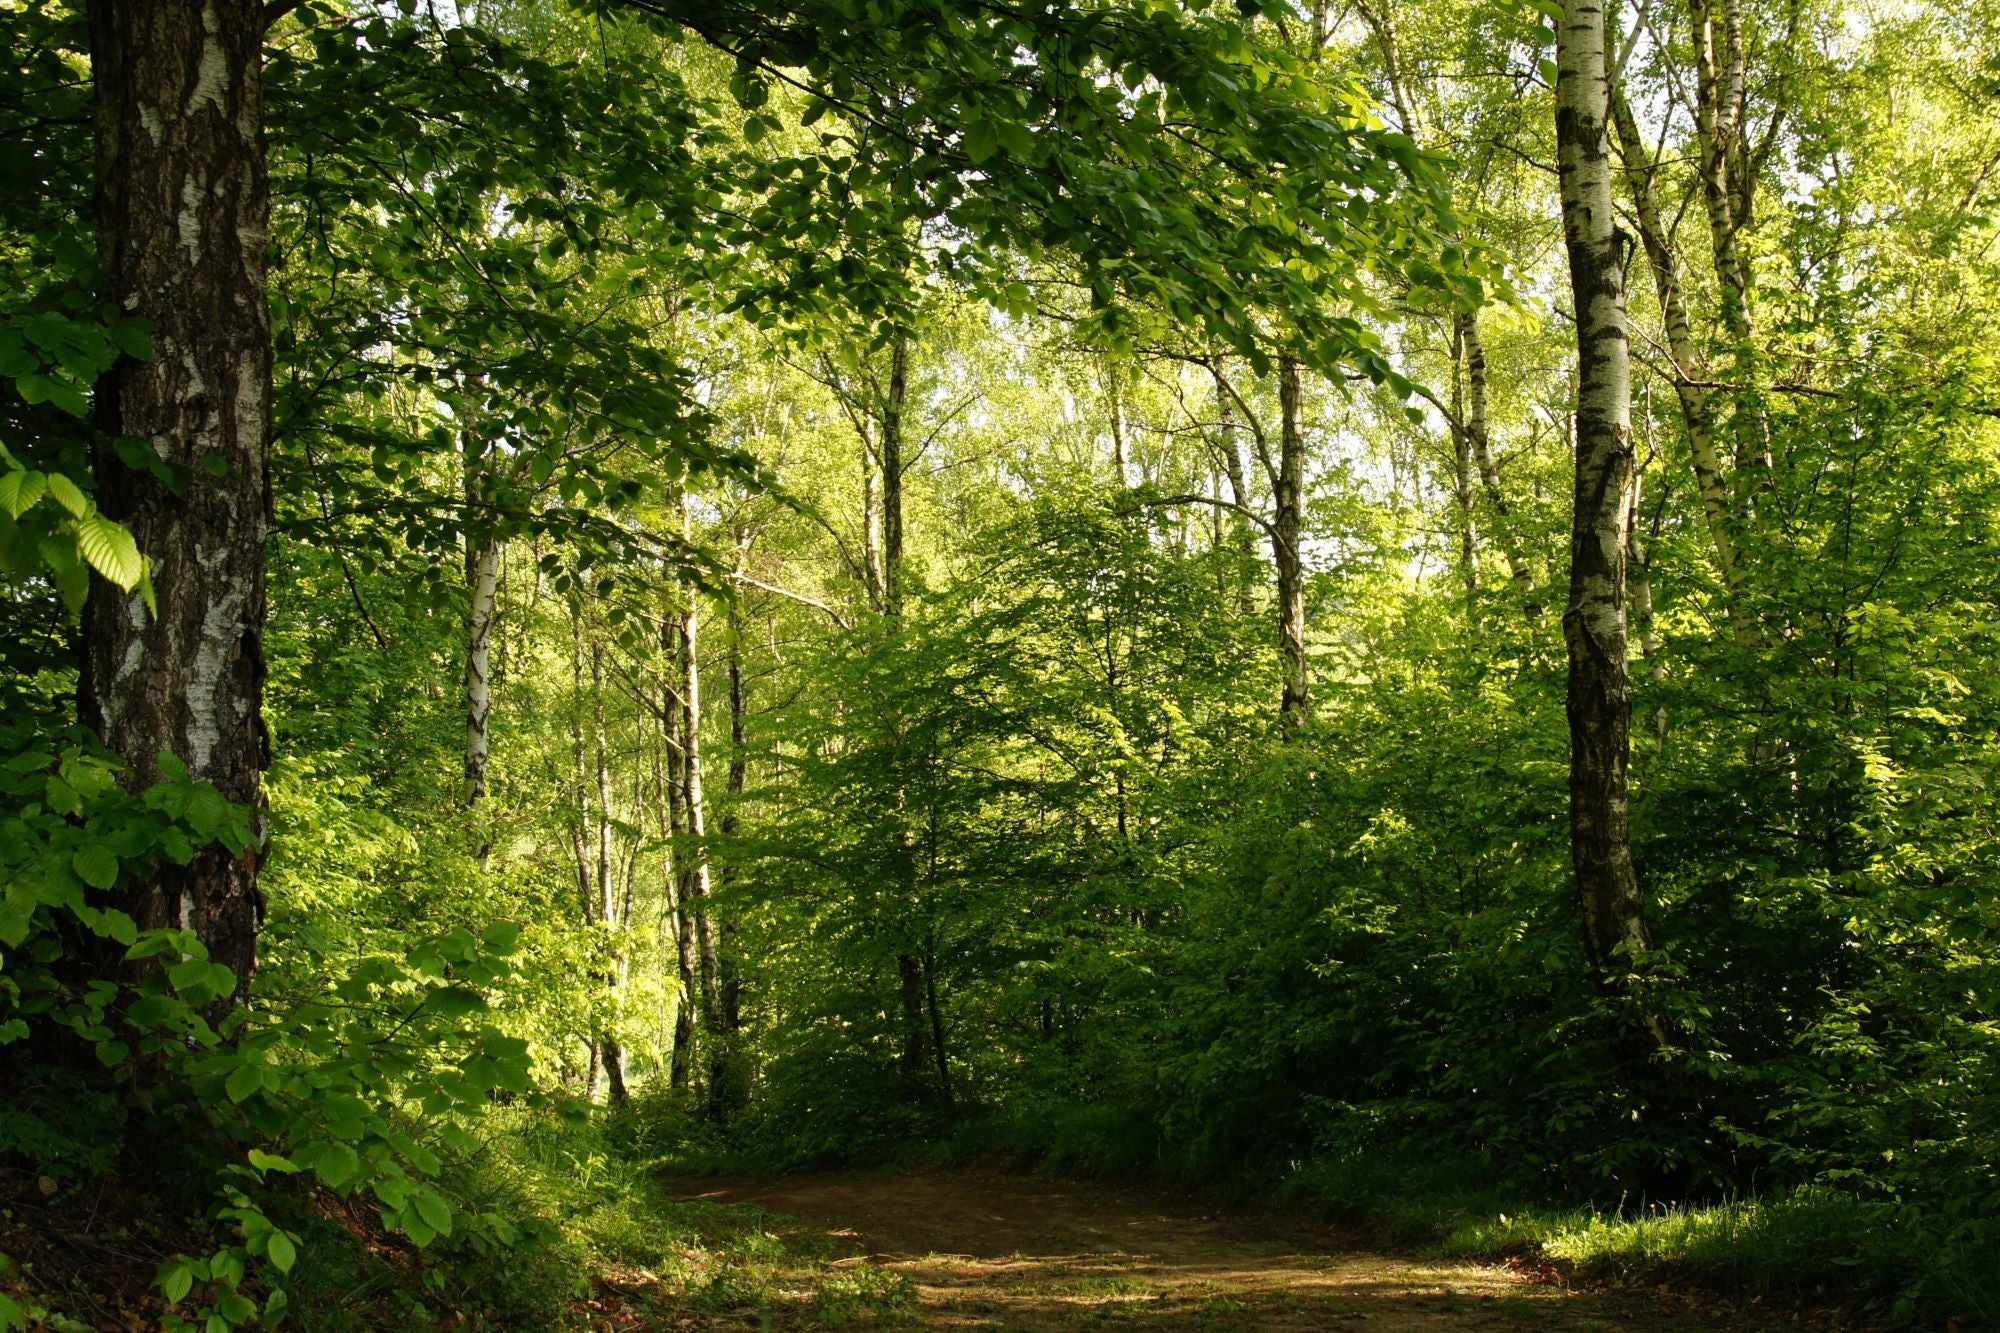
[664,1170,1760,1330]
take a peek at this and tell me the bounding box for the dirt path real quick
[669,1171,1724,1331]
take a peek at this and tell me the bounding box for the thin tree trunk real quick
[1555,0,1667,1040]
[679,582,731,1121]
[567,611,602,1096]
[1609,85,1742,589]
[1456,314,1541,617]
[461,371,498,863]
[710,583,750,1119]
[860,420,884,613]
[1275,357,1311,731]
[876,328,934,1094]
[1212,364,1257,617]
[924,941,954,1110]
[880,330,909,619]
[82,0,271,992]
[1689,0,1753,343]
[1448,320,1480,615]
[1107,362,1128,481]
[662,619,696,1091]
[464,536,499,830]
[590,639,627,1104]
[1628,472,1660,660]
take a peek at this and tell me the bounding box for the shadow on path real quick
[669,1170,1738,1331]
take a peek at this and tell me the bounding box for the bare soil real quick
[669,1170,1744,1331]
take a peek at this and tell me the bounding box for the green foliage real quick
[3,0,1998,1327]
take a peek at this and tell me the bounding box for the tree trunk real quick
[464,535,499,837]
[1609,86,1742,590]
[461,370,498,861]
[662,623,697,1091]
[1628,470,1661,660]
[880,330,909,620]
[1448,320,1480,615]
[82,0,272,990]
[1211,364,1257,617]
[1456,314,1541,618]
[1689,0,1752,343]
[875,328,934,1094]
[679,585,733,1122]
[860,420,884,613]
[710,586,750,1120]
[1554,0,1664,1031]
[1107,362,1128,482]
[589,639,627,1104]
[1275,357,1310,731]
[924,941,954,1110]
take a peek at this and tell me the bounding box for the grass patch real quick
[1280,1150,1999,1328]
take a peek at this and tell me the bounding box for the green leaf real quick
[44,472,88,518]
[160,1260,195,1305]
[225,1061,265,1104]
[412,1188,452,1238]
[480,920,523,954]
[267,1230,297,1274]
[313,1142,360,1189]
[0,470,45,517]
[72,844,119,890]
[75,513,144,589]
[44,377,89,419]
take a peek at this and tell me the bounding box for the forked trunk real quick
[1609,86,1741,590]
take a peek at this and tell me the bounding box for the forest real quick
[2,0,1997,1328]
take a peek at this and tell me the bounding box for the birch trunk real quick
[1275,357,1311,731]
[461,371,498,855]
[710,588,750,1121]
[661,622,697,1090]
[1689,0,1753,342]
[678,585,732,1120]
[1609,86,1742,589]
[464,529,499,867]
[860,421,884,613]
[1554,0,1663,1022]
[589,639,627,1104]
[82,0,271,990]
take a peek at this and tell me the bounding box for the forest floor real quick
[658,1170,1778,1331]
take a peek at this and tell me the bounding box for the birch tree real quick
[1552,0,1666,1031]
[82,0,272,988]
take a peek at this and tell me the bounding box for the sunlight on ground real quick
[672,1172,1680,1331]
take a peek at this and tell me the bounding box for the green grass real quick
[1277,1151,2000,1328]
[275,1102,924,1332]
